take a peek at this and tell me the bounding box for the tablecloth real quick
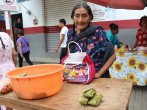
[109,52,147,86]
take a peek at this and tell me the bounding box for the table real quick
[109,52,147,86]
[0,78,133,110]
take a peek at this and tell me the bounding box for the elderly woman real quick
[66,2,116,78]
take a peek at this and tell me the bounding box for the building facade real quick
[3,0,147,59]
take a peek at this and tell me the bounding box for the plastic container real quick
[138,47,147,53]
[128,45,132,51]
[7,64,65,100]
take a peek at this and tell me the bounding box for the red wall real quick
[6,19,140,34]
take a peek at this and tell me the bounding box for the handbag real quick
[61,41,96,84]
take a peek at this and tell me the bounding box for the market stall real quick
[0,78,133,110]
[109,52,147,86]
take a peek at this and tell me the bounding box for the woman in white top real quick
[0,32,17,110]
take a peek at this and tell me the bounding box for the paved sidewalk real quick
[30,57,60,64]
[16,57,60,67]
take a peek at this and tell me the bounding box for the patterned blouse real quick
[67,26,114,73]
[136,28,147,47]
[0,32,15,79]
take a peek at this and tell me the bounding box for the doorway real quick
[11,13,23,49]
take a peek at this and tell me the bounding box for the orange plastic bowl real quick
[7,64,65,100]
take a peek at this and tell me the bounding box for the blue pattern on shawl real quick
[67,27,114,72]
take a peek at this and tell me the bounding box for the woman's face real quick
[141,18,147,27]
[112,28,119,34]
[73,8,92,33]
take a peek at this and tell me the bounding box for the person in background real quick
[133,16,147,48]
[0,32,17,110]
[15,18,23,33]
[16,30,33,67]
[66,2,116,78]
[14,18,23,44]
[106,23,121,48]
[55,18,68,63]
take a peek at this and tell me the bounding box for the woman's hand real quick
[20,54,23,58]
[12,48,17,66]
[94,53,116,78]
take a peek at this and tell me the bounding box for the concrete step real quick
[16,57,60,67]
